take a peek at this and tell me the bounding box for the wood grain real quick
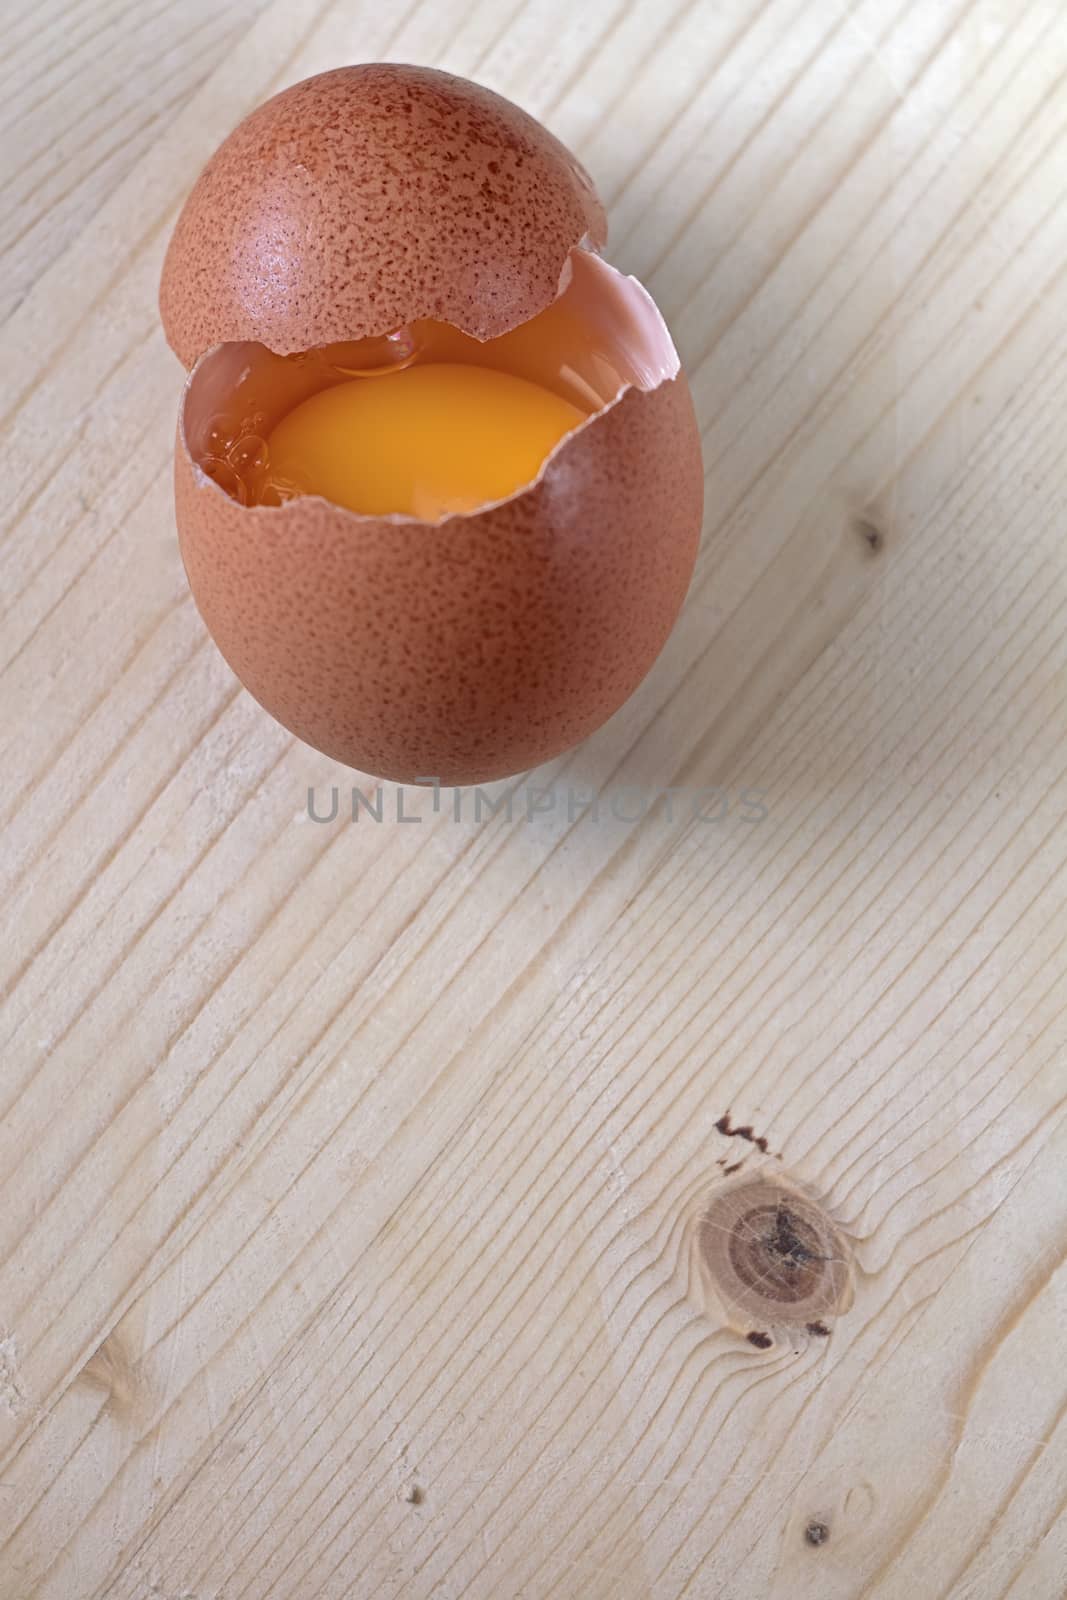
[1,1,1066,1596]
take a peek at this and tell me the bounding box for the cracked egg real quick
[161,64,704,785]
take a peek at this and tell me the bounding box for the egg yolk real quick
[268,363,587,520]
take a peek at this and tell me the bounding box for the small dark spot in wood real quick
[723,1160,744,1175]
[715,1112,769,1153]
[405,1485,424,1505]
[855,517,884,554]
[746,1330,772,1349]
[807,1321,831,1338]
[805,1520,830,1547]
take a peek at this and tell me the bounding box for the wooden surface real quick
[2,1,1067,1596]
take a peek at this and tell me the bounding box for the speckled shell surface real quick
[175,375,703,786]
[160,64,607,368]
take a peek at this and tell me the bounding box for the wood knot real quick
[78,1331,143,1418]
[805,1519,830,1547]
[698,1180,852,1327]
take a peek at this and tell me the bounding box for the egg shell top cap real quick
[159,63,609,369]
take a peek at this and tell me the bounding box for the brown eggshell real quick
[174,375,703,786]
[160,63,607,368]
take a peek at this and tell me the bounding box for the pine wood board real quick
[1,2,1066,1597]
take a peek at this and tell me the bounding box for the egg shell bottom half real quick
[174,372,703,787]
